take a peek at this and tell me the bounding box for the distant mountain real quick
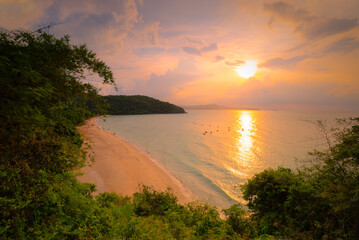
[102,95,186,115]
[181,104,259,110]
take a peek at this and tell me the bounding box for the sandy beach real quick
[77,117,192,203]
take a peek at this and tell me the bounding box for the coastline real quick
[77,116,193,203]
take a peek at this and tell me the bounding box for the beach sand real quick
[77,117,192,203]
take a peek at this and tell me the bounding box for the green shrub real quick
[222,204,250,237]
[133,185,179,217]
[241,118,359,239]
[182,201,224,237]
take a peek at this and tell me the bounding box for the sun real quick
[235,61,258,78]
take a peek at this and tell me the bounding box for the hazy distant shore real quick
[77,117,192,203]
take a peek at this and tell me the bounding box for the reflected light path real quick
[237,112,254,156]
[227,111,259,179]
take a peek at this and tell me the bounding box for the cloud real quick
[264,1,312,23]
[185,37,203,45]
[225,59,245,66]
[182,46,201,56]
[200,43,217,52]
[126,59,203,100]
[143,21,160,45]
[259,55,309,69]
[302,18,358,39]
[182,43,218,56]
[264,1,359,39]
[214,55,225,62]
[0,0,52,29]
[136,47,165,55]
[324,37,359,53]
[136,0,236,28]
[112,66,136,70]
[31,0,142,52]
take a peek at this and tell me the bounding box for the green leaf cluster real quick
[0,29,115,238]
[241,118,359,239]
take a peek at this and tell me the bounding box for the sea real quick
[96,110,358,209]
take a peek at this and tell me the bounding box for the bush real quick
[241,118,359,239]
[222,204,250,237]
[133,185,179,216]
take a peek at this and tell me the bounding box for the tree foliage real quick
[0,29,114,238]
[241,118,359,239]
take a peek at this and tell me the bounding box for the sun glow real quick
[235,61,258,78]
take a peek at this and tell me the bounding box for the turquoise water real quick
[96,110,358,208]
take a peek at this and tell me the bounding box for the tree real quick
[304,118,359,239]
[0,29,115,238]
[241,118,359,239]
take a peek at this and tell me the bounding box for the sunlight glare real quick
[237,112,254,154]
[228,111,259,179]
[235,61,258,78]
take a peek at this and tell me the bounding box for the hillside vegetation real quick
[1,30,358,239]
[103,95,186,115]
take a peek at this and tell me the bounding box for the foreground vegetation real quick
[103,95,186,115]
[1,30,358,239]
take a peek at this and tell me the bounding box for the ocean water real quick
[96,110,358,208]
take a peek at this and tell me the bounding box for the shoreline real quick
[77,116,193,203]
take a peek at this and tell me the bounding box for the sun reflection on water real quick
[227,111,259,179]
[237,112,254,156]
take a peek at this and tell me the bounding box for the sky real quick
[1,0,359,110]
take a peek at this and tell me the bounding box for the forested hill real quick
[103,95,186,115]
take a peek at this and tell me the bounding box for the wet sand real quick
[77,117,192,203]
